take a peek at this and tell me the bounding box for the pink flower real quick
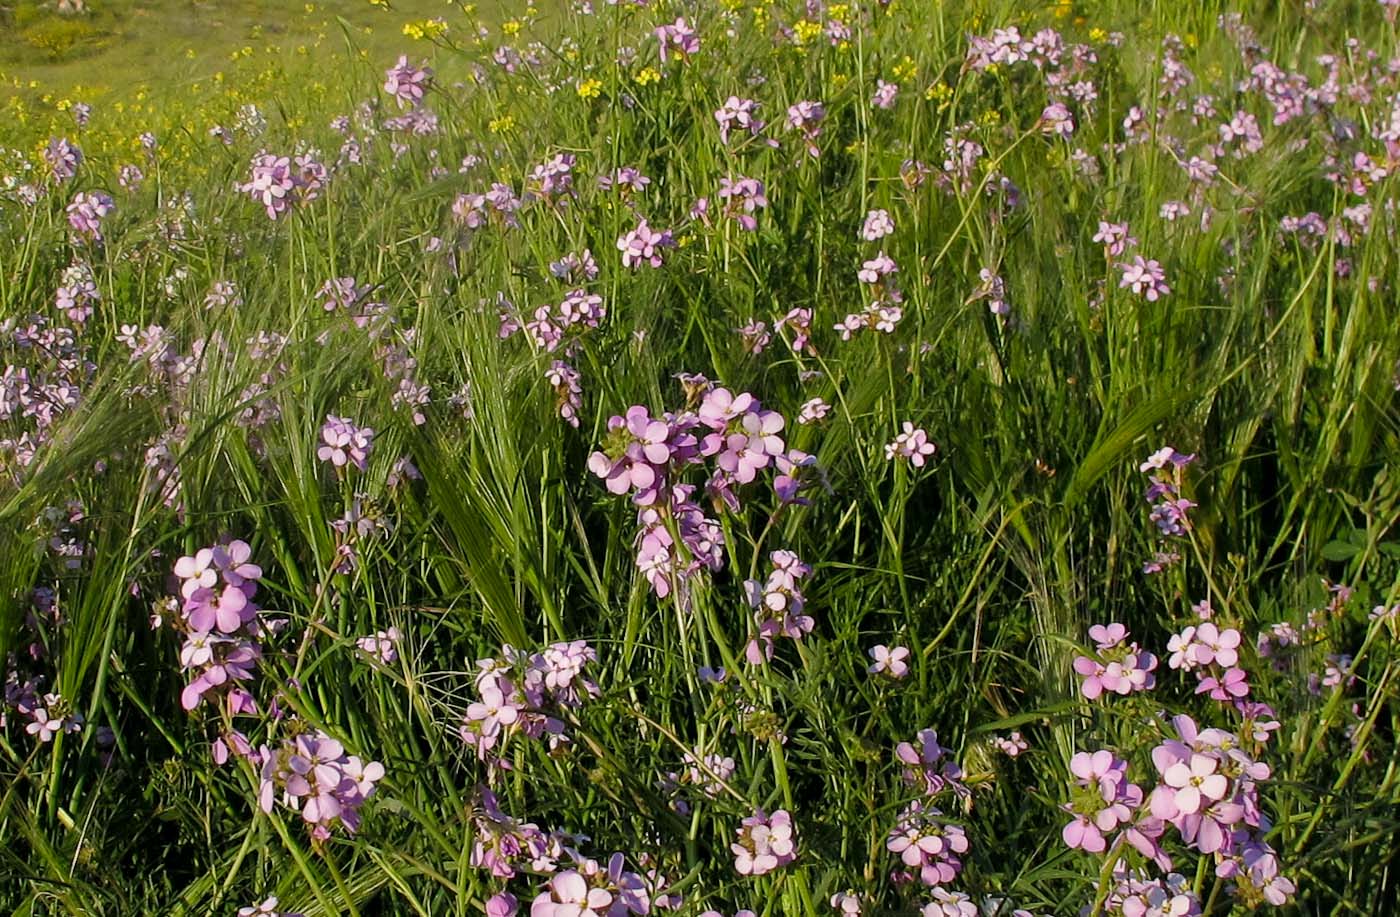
[732,809,796,876]
[1161,753,1228,816]
[318,415,374,472]
[384,55,433,108]
[868,644,910,678]
[885,423,936,467]
[1118,255,1171,301]
[617,219,676,269]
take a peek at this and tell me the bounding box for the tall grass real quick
[0,0,1398,914]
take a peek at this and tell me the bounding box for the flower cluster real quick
[617,219,676,269]
[786,100,826,158]
[896,729,968,798]
[887,801,969,887]
[318,414,374,472]
[471,788,570,878]
[237,151,327,220]
[731,808,795,876]
[258,730,385,840]
[530,854,653,917]
[172,540,264,713]
[885,422,936,467]
[455,183,523,231]
[742,549,813,663]
[1073,623,1159,699]
[65,190,114,242]
[356,627,401,665]
[459,641,600,765]
[837,242,905,338]
[660,747,735,813]
[15,690,83,743]
[511,288,606,353]
[655,18,699,63]
[1140,446,1196,573]
[716,176,768,231]
[714,96,766,145]
[588,388,808,599]
[384,55,433,108]
[1060,715,1295,908]
[1167,622,1253,703]
[1060,750,1156,859]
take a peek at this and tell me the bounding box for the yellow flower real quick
[576,78,603,99]
[792,19,822,45]
[502,19,522,35]
[635,67,661,86]
[978,109,1000,126]
[1052,0,1072,18]
[488,115,515,133]
[831,72,849,90]
[893,55,917,84]
[304,3,315,11]
[827,3,849,18]
[924,81,952,112]
[1088,27,1107,42]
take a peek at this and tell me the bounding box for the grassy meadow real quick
[1,0,1399,915]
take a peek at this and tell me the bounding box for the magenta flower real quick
[1059,749,1160,865]
[1072,623,1157,698]
[655,17,699,62]
[238,153,297,220]
[732,809,796,876]
[992,732,1029,757]
[1092,220,1136,258]
[871,80,899,110]
[617,219,676,269]
[920,890,978,917]
[65,191,114,241]
[1192,623,1241,667]
[717,176,768,231]
[714,96,765,144]
[384,55,432,108]
[1160,753,1228,816]
[885,423,936,467]
[861,209,895,241]
[318,415,374,472]
[868,644,910,678]
[743,549,813,662]
[798,398,831,424]
[486,893,518,917]
[545,361,584,428]
[1118,255,1171,301]
[1195,666,1250,701]
[45,137,82,182]
[786,100,826,157]
[895,729,966,797]
[356,627,401,664]
[887,801,968,886]
[1039,102,1075,136]
[238,897,304,917]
